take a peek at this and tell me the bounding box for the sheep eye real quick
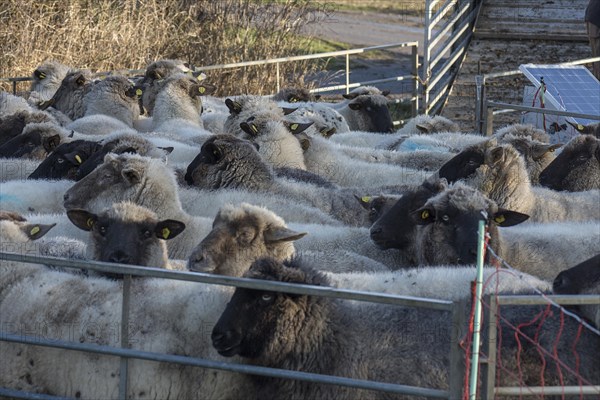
[27,141,35,147]
[57,158,65,164]
[212,149,221,159]
[98,225,107,236]
[142,229,153,239]
[441,215,450,222]
[261,293,273,302]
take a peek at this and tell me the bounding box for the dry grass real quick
[0,0,332,95]
[325,0,428,16]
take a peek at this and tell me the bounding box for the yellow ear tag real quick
[161,227,171,239]
[251,124,259,134]
[39,73,46,79]
[421,210,430,220]
[199,86,206,94]
[361,196,371,203]
[135,88,143,96]
[30,226,40,236]
[290,97,298,103]
[75,154,82,164]
[86,218,94,228]
[494,215,506,224]
[577,124,584,130]
[290,123,299,131]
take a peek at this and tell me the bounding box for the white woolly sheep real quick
[0,178,73,214]
[27,60,71,105]
[0,92,33,118]
[140,59,193,115]
[466,143,600,222]
[0,158,42,181]
[494,123,550,143]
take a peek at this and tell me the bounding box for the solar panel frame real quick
[519,64,600,126]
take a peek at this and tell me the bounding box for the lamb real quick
[439,136,561,185]
[184,134,386,227]
[413,183,600,280]
[67,201,186,275]
[150,73,216,140]
[38,69,94,120]
[0,247,252,398]
[212,256,599,399]
[0,179,73,214]
[28,139,102,180]
[27,60,71,105]
[539,134,600,191]
[0,122,69,160]
[66,76,141,135]
[457,143,600,222]
[553,254,600,328]
[187,203,396,277]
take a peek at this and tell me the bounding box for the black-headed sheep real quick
[539,134,600,191]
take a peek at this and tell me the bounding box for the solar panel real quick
[519,64,600,126]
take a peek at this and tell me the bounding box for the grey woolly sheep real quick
[62,153,212,259]
[212,256,451,400]
[0,109,57,146]
[39,69,94,120]
[0,92,33,118]
[553,254,600,328]
[187,203,395,277]
[0,122,69,160]
[465,143,600,222]
[539,134,600,191]
[151,73,216,140]
[272,87,321,103]
[28,60,71,104]
[67,201,186,275]
[212,256,600,399]
[494,123,550,143]
[414,183,600,280]
[184,135,382,226]
[396,114,461,135]
[140,59,193,115]
[66,76,141,135]
[222,95,285,137]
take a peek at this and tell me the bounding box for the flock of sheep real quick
[0,59,599,399]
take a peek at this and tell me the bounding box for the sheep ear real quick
[121,167,141,185]
[158,146,174,155]
[43,134,61,152]
[342,93,359,100]
[412,207,435,225]
[566,120,587,133]
[348,102,362,110]
[281,107,297,116]
[532,143,562,160]
[416,122,433,133]
[314,94,322,101]
[20,223,55,240]
[75,74,86,86]
[240,122,260,137]
[38,98,55,110]
[381,90,391,97]
[320,126,336,138]
[67,209,97,232]
[285,121,313,134]
[294,132,311,151]
[489,146,505,165]
[68,130,75,138]
[491,209,529,227]
[264,227,307,243]
[64,151,84,165]
[225,99,242,114]
[198,82,216,96]
[155,220,186,240]
[354,194,372,210]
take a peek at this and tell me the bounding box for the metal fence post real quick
[468,221,486,400]
[484,102,494,136]
[481,294,498,399]
[449,299,467,400]
[422,0,432,114]
[412,44,419,117]
[345,54,350,94]
[118,274,132,400]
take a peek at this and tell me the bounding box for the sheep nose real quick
[553,274,570,292]
[211,329,235,348]
[63,192,70,202]
[108,252,132,264]
[369,226,383,240]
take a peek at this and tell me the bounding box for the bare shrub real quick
[0,0,331,94]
